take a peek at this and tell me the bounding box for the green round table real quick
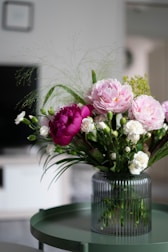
[30,203,168,252]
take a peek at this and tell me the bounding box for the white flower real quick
[125,146,131,153]
[81,117,95,133]
[129,151,149,175]
[124,120,146,135]
[146,132,151,138]
[116,113,123,129]
[96,121,107,130]
[163,123,168,131]
[40,125,49,137]
[111,152,116,160]
[46,143,55,155]
[127,134,140,144]
[15,111,26,125]
[96,121,110,133]
[124,120,146,144]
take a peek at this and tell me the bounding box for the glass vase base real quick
[91,171,152,236]
[91,219,151,236]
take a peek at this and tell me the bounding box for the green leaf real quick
[42,86,55,107]
[96,165,109,172]
[40,155,83,188]
[42,84,86,107]
[149,142,168,166]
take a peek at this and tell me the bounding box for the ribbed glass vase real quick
[91,171,151,236]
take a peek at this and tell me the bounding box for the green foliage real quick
[42,84,86,109]
[99,192,149,230]
[15,67,37,87]
[123,75,151,96]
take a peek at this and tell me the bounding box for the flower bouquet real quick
[15,71,168,176]
[15,70,168,235]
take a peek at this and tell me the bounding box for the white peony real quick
[129,151,149,175]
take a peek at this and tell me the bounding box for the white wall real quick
[0,0,125,89]
[124,36,163,77]
[126,1,168,38]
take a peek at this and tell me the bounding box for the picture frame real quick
[2,1,33,32]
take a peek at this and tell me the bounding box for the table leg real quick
[82,243,89,252]
[38,241,44,251]
[38,209,44,251]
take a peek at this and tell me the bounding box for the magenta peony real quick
[87,79,133,114]
[130,95,165,131]
[162,101,168,122]
[49,104,91,146]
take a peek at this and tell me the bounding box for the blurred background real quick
[0,0,168,251]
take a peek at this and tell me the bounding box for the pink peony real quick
[87,79,133,114]
[129,95,165,131]
[49,104,91,146]
[162,101,168,122]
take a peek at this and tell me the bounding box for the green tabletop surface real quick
[30,203,168,252]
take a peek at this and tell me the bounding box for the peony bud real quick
[40,108,47,115]
[92,70,97,84]
[48,107,55,116]
[120,117,127,125]
[107,111,113,121]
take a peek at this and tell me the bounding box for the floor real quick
[0,218,66,251]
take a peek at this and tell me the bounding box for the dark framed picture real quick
[2,1,33,32]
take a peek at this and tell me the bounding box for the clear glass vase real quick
[91,171,151,236]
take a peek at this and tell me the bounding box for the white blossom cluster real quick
[129,151,149,175]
